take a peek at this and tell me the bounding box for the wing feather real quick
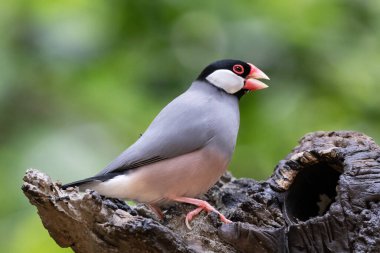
[95,90,214,176]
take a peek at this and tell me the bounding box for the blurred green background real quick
[1,0,379,252]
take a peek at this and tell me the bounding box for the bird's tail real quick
[61,177,96,190]
[61,173,117,190]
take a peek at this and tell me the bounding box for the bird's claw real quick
[219,214,232,224]
[184,206,232,230]
[171,196,232,229]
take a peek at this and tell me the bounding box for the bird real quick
[62,59,269,229]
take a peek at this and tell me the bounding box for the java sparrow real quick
[62,59,269,229]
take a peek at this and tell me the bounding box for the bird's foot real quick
[171,196,232,229]
[147,204,164,220]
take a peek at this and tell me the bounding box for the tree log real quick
[22,131,380,252]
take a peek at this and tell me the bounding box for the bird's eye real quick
[232,64,244,75]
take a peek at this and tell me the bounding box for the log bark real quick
[22,131,380,252]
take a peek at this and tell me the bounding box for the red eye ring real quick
[233,64,244,75]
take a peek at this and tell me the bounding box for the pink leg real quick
[171,197,232,229]
[148,204,164,220]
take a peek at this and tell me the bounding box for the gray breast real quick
[192,81,240,158]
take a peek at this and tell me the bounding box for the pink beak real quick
[243,63,270,91]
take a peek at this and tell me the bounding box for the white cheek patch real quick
[205,69,245,94]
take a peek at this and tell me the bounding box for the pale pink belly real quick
[91,147,229,204]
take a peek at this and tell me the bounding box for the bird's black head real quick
[197,59,269,97]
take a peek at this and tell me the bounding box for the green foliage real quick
[1,0,379,251]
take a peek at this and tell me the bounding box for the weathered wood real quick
[22,131,380,252]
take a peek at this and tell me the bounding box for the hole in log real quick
[285,162,342,222]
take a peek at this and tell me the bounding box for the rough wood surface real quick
[22,131,380,252]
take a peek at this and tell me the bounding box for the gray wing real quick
[95,89,214,176]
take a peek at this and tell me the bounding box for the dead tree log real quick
[22,131,380,252]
